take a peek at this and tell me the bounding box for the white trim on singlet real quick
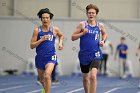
[84,21,99,27]
[38,26,53,32]
[84,21,101,31]
[49,26,53,32]
[97,22,101,31]
[96,22,99,27]
[38,26,42,32]
[85,21,88,28]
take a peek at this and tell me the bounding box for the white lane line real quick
[25,86,57,93]
[0,85,24,91]
[66,87,84,93]
[104,87,121,93]
[25,89,42,93]
[1,81,35,85]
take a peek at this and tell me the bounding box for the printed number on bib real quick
[52,55,57,61]
[48,34,53,41]
[95,51,100,57]
[95,34,99,40]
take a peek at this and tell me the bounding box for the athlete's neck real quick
[42,25,50,32]
[87,20,96,27]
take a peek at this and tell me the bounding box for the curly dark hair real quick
[37,8,54,19]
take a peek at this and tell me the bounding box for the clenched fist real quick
[99,40,105,47]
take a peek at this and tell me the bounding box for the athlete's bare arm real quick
[71,21,88,41]
[99,23,107,47]
[54,27,64,50]
[30,28,48,49]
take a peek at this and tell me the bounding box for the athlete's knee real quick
[44,73,51,81]
[39,80,44,85]
[38,76,44,85]
[90,74,97,82]
[83,75,89,82]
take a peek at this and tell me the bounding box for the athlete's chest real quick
[87,26,100,35]
[39,31,55,41]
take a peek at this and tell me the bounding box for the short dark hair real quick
[37,8,54,19]
[121,37,125,40]
[86,4,99,14]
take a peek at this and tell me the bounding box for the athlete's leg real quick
[89,68,98,93]
[89,60,100,93]
[51,65,56,81]
[44,63,55,93]
[82,73,90,93]
[37,69,45,86]
[80,64,90,93]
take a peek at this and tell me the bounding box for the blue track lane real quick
[0,75,139,93]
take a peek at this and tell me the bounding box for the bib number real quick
[95,51,100,57]
[95,33,99,40]
[52,55,57,61]
[48,34,53,41]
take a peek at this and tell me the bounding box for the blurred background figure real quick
[99,39,113,76]
[115,37,128,79]
[136,42,140,88]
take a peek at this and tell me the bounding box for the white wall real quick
[0,0,13,16]
[0,17,140,76]
[71,0,139,19]
[0,0,140,19]
[14,0,69,18]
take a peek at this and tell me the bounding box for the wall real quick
[0,17,140,76]
[14,0,69,18]
[0,0,140,19]
[0,0,13,16]
[71,0,139,19]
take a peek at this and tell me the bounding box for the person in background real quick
[115,37,128,79]
[99,39,113,76]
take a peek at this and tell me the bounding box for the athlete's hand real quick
[81,28,88,35]
[99,40,104,47]
[40,35,49,42]
[58,44,63,50]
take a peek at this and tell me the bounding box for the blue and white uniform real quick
[35,26,57,70]
[78,21,102,65]
[117,44,128,59]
